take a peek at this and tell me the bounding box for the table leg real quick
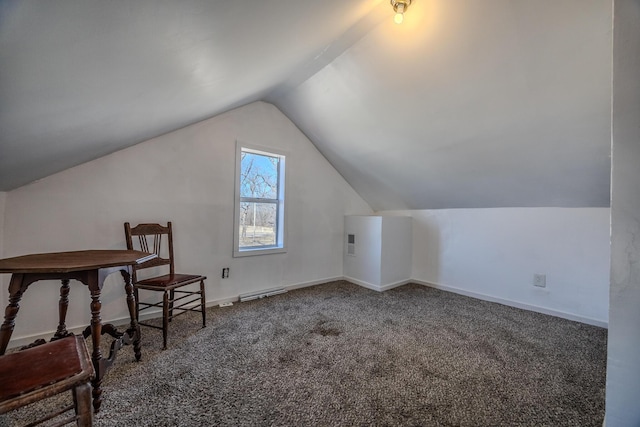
[0,274,25,355]
[88,281,104,413]
[54,279,71,339]
[120,269,141,361]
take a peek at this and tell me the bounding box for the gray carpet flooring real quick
[1,281,607,426]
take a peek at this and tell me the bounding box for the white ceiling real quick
[0,0,612,210]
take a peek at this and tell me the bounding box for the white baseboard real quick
[6,275,607,349]
[379,279,411,292]
[285,276,344,292]
[5,276,345,349]
[7,306,180,349]
[343,276,410,292]
[343,276,380,291]
[413,279,608,328]
[6,318,131,350]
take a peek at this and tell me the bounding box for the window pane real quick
[239,202,277,248]
[240,152,279,199]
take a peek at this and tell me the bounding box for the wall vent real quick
[347,234,356,256]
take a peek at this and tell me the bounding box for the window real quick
[234,144,286,257]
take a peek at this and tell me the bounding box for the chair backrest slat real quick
[153,234,162,257]
[124,222,176,281]
[137,235,149,253]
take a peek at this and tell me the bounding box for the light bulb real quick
[394,3,405,24]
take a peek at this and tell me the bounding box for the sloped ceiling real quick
[0,0,611,210]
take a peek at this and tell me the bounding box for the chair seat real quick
[135,273,206,291]
[0,335,94,423]
[0,336,90,402]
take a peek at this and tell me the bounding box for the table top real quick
[0,250,155,274]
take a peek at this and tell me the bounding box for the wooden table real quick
[0,249,155,413]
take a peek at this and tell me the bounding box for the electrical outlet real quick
[222,267,230,279]
[533,274,546,288]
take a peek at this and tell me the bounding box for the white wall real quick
[380,216,412,286]
[381,208,610,326]
[344,216,382,287]
[344,215,411,290]
[2,101,372,344]
[606,0,640,424]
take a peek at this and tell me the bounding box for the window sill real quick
[233,247,287,258]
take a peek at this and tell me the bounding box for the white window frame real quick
[233,142,287,257]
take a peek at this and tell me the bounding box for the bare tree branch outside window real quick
[239,151,280,248]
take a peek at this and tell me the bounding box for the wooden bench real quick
[0,335,95,426]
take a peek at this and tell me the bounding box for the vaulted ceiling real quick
[0,0,612,210]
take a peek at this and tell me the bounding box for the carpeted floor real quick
[1,281,607,426]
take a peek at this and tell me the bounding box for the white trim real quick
[217,277,608,328]
[412,279,608,328]
[343,276,380,291]
[5,308,189,350]
[234,246,287,257]
[6,320,121,350]
[284,276,344,291]
[6,276,606,349]
[233,141,288,258]
[379,279,411,291]
[4,276,343,350]
[343,276,410,292]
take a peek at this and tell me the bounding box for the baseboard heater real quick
[239,288,287,302]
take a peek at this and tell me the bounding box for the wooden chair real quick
[0,335,94,426]
[124,222,207,349]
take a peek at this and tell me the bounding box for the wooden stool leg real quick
[162,291,169,349]
[73,382,94,427]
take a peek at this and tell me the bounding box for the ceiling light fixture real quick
[390,0,412,24]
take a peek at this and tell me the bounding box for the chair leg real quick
[72,382,94,427]
[162,291,169,350]
[200,280,206,328]
[168,289,175,322]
